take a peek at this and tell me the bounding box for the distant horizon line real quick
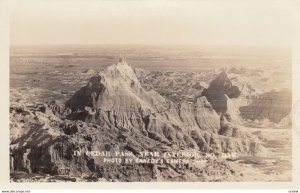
[10,43,291,49]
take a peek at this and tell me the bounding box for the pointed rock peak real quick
[201,71,242,113]
[219,70,228,77]
[203,71,241,98]
[211,71,231,86]
[66,60,146,111]
[102,57,137,82]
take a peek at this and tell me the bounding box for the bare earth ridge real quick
[10,59,292,182]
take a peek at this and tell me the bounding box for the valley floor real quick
[227,128,292,181]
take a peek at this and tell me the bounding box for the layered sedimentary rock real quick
[10,61,262,181]
[239,89,292,123]
[202,71,291,126]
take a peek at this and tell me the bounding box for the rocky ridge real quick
[10,61,263,181]
[201,70,291,128]
[239,89,292,124]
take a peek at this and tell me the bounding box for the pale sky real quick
[10,0,293,46]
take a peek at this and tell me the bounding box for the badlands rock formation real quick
[10,61,262,181]
[201,70,291,127]
[239,89,292,124]
[201,71,241,114]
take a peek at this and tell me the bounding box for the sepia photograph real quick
[1,0,300,189]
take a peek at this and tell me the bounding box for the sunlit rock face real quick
[10,61,263,181]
